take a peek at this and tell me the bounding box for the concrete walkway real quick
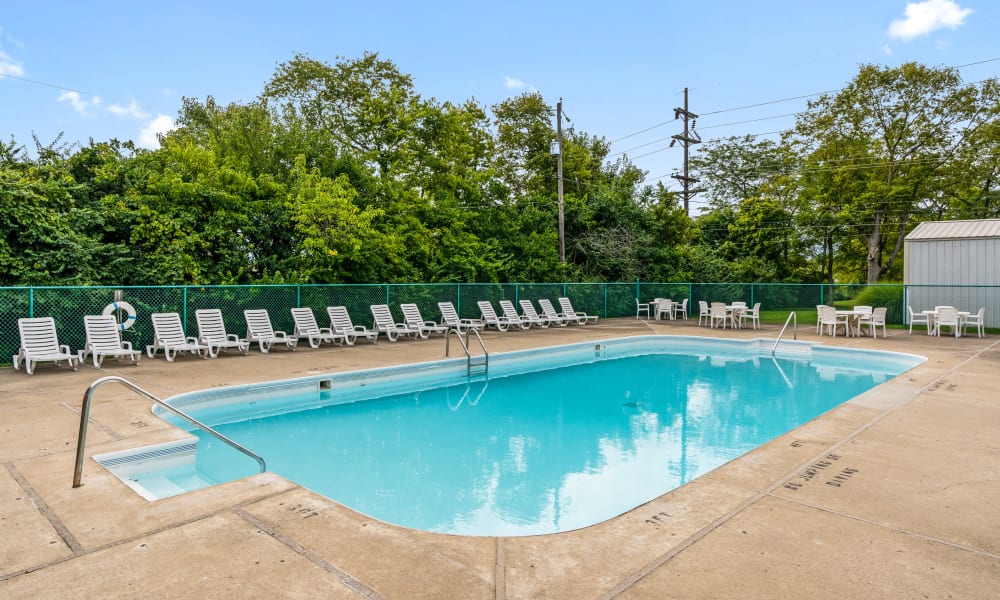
[1,318,998,599]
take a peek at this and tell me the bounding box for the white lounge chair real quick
[327,306,377,345]
[537,298,572,326]
[244,309,298,353]
[81,314,141,367]
[518,299,551,328]
[370,304,418,341]
[400,303,449,339]
[498,300,532,330]
[291,307,343,348]
[13,317,79,375]
[146,312,211,361]
[195,309,248,357]
[558,297,598,324]
[437,301,484,333]
[477,301,511,331]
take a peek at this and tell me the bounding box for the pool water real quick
[129,337,925,536]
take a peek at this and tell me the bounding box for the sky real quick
[2,0,997,212]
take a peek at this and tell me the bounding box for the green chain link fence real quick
[4,281,994,367]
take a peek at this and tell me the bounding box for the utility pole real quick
[556,98,566,263]
[670,87,701,214]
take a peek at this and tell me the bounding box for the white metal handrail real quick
[771,311,797,356]
[73,375,265,488]
[445,327,488,375]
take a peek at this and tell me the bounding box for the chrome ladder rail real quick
[445,327,489,376]
[771,311,797,356]
[73,375,266,488]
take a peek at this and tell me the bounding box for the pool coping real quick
[2,317,998,598]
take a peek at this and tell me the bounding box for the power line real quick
[0,72,90,95]
[606,56,1000,149]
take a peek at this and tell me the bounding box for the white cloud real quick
[57,90,102,115]
[883,44,893,55]
[888,0,972,40]
[0,50,23,76]
[505,76,527,90]
[138,114,175,148]
[107,100,150,119]
[504,76,537,93]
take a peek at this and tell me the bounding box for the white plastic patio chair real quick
[498,300,532,330]
[81,314,141,367]
[962,307,985,339]
[327,306,376,345]
[146,312,211,361]
[437,301,484,333]
[477,301,511,331]
[518,299,551,328]
[195,309,248,357]
[13,317,79,375]
[558,297,598,324]
[291,307,343,348]
[709,302,728,329]
[635,298,651,320]
[817,305,850,337]
[860,307,887,339]
[244,309,298,353]
[934,306,961,337]
[370,304,419,341]
[698,301,710,326]
[739,302,762,330]
[906,305,930,335]
[672,298,689,320]
[400,303,448,338]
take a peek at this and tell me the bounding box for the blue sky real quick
[2,1,997,211]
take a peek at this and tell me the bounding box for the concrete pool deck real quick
[1,317,998,599]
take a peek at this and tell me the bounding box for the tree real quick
[790,62,990,283]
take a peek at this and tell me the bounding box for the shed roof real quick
[905,219,1000,241]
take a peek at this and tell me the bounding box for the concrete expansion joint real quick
[233,507,383,600]
[773,494,1000,561]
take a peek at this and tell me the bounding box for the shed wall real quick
[904,238,999,329]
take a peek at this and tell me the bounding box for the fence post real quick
[750,283,755,307]
[29,287,34,318]
[385,284,390,305]
[603,284,608,318]
[183,286,188,327]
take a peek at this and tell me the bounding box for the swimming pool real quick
[99,336,924,536]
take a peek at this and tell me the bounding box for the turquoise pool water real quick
[142,336,923,536]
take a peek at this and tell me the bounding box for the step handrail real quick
[73,375,266,488]
[445,327,488,374]
[771,311,797,356]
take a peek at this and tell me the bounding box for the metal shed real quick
[904,219,1000,329]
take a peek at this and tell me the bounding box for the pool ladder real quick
[72,376,266,488]
[445,327,488,376]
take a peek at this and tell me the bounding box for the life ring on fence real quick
[102,301,137,331]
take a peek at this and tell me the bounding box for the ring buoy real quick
[103,301,138,331]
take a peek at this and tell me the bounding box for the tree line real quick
[2,54,996,287]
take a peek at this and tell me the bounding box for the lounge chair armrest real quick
[121,341,134,350]
[226,334,241,343]
[59,344,72,354]
[319,327,334,335]
[186,336,200,344]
